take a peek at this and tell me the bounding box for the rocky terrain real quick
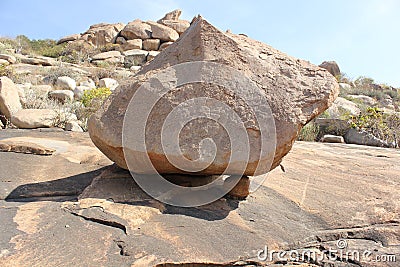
[0,9,399,267]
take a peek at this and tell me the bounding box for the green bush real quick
[350,107,400,147]
[297,122,320,142]
[80,87,111,107]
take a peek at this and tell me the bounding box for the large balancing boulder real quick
[88,16,339,176]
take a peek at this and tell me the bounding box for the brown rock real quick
[56,34,81,45]
[157,9,182,22]
[11,109,57,129]
[142,39,160,51]
[146,21,179,42]
[81,23,125,46]
[0,140,55,155]
[225,176,250,200]
[120,20,152,40]
[0,76,22,119]
[159,20,190,34]
[158,41,173,51]
[88,17,338,175]
[121,39,142,51]
[319,61,341,77]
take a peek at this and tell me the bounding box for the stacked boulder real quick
[58,10,190,68]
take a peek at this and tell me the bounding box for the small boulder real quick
[0,76,22,119]
[142,39,160,51]
[74,86,91,100]
[92,51,122,61]
[327,97,361,118]
[146,21,179,42]
[121,39,143,51]
[65,121,84,132]
[11,109,57,129]
[48,90,74,103]
[57,34,81,45]
[56,76,76,90]
[31,85,53,95]
[79,79,96,89]
[347,95,377,106]
[321,135,345,143]
[339,83,352,91]
[319,61,341,77]
[344,128,391,148]
[123,49,148,67]
[159,20,190,35]
[99,78,119,91]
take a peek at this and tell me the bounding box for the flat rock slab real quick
[0,130,399,266]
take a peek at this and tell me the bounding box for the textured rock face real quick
[120,20,152,40]
[11,109,57,128]
[88,17,339,175]
[81,23,125,46]
[0,76,22,119]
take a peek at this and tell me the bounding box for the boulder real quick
[159,20,191,34]
[339,82,351,91]
[81,23,125,46]
[92,51,122,61]
[142,39,160,51]
[146,21,179,42]
[321,134,345,143]
[88,17,339,175]
[18,55,55,66]
[121,39,142,51]
[79,79,96,89]
[123,49,148,67]
[327,96,361,118]
[115,37,127,45]
[147,51,160,61]
[319,61,341,77]
[56,76,76,90]
[347,94,377,106]
[0,54,17,64]
[120,20,152,40]
[345,128,391,148]
[159,41,173,51]
[0,76,22,119]
[56,34,81,45]
[157,9,182,22]
[99,78,119,91]
[65,121,84,132]
[11,109,57,129]
[48,90,74,103]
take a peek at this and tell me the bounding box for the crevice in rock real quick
[68,209,127,234]
[114,240,130,256]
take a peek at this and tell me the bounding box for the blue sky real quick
[0,0,399,87]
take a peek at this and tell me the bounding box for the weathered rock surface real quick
[0,131,398,267]
[0,77,22,119]
[159,20,191,34]
[348,94,377,106]
[89,17,339,175]
[142,38,160,51]
[81,23,125,46]
[123,49,148,67]
[121,39,142,51]
[56,34,81,45]
[11,109,57,129]
[0,140,55,155]
[345,128,392,148]
[0,54,17,64]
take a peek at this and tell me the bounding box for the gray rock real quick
[321,134,345,143]
[339,82,351,90]
[79,79,96,89]
[74,86,91,100]
[56,76,76,90]
[327,96,361,118]
[147,51,160,61]
[344,128,391,147]
[31,85,53,95]
[347,94,377,106]
[99,78,119,91]
[65,121,83,132]
[48,90,74,103]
